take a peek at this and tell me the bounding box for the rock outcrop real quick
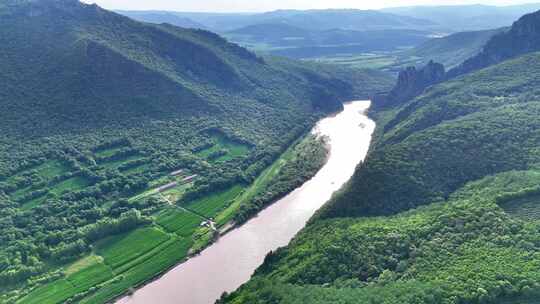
[373,60,445,109]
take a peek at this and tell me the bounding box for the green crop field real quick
[96,227,170,270]
[20,262,113,304]
[184,185,245,218]
[155,208,202,236]
[79,238,193,304]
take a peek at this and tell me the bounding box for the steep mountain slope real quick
[0,1,392,303]
[222,24,540,304]
[382,3,540,31]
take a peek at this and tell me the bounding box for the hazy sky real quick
[81,0,540,12]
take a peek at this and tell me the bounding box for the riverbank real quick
[116,101,375,304]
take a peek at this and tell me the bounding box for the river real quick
[116,100,375,304]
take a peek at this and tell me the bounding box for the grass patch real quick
[155,208,202,237]
[95,227,169,271]
[34,160,70,180]
[49,176,92,196]
[94,145,129,158]
[121,163,150,174]
[184,185,244,218]
[161,182,193,202]
[197,133,250,162]
[65,254,103,276]
[99,155,143,170]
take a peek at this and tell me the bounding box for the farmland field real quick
[184,185,245,218]
[96,227,170,270]
[155,208,202,236]
[79,238,193,304]
[20,262,113,304]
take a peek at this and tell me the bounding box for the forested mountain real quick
[221,9,540,304]
[382,3,540,31]
[0,0,392,303]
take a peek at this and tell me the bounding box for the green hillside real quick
[401,28,504,69]
[0,0,392,303]
[222,51,540,303]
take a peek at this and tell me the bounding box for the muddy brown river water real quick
[116,100,375,304]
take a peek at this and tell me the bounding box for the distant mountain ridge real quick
[382,3,540,31]
[116,11,206,29]
[118,9,437,32]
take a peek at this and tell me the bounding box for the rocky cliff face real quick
[373,60,445,109]
[448,9,540,78]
